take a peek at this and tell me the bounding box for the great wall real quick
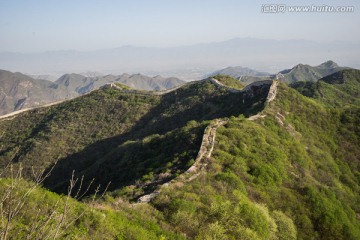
[0,77,279,204]
[137,79,279,203]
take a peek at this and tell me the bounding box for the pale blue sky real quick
[0,0,359,52]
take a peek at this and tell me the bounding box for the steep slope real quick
[277,60,346,83]
[0,70,359,239]
[0,78,272,199]
[153,79,360,239]
[290,69,360,107]
[0,178,183,239]
[0,70,72,116]
[319,68,360,100]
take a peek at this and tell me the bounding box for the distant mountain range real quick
[0,70,184,116]
[277,60,347,83]
[0,70,72,116]
[209,60,351,84]
[28,74,58,82]
[208,60,348,84]
[54,73,184,94]
[1,38,359,78]
[0,60,355,116]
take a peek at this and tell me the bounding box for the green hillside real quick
[213,74,245,90]
[0,178,183,239]
[153,81,360,239]
[1,69,359,239]
[0,79,269,198]
[290,69,360,107]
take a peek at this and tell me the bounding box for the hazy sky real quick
[0,0,359,52]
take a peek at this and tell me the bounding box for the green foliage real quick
[272,211,297,240]
[0,79,267,197]
[1,71,360,239]
[0,178,183,239]
[304,186,360,240]
[213,74,244,90]
[291,69,360,108]
[153,81,360,239]
[289,81,320,98]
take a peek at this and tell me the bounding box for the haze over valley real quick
[1,38,359,80]
[1,1,359,239]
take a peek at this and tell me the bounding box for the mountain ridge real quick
[0,70,359,239]
[0,69,185,116]
[0,77,272,197]
[151,70,360,239]
[0,69,73,116]
[277,60,347,83]
[206,66,270,78]
[207,60,349,85]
